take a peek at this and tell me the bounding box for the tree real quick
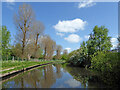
[32,20,45,58]
[61,49,68,60]
[68,41,89,67]
[25,42,34,60]
[2,26,11,60]
[14,4,35,59]
[63,49,68,55]
[12,43,22,59]
[86,25,112,60]
[56,45,62,60]
[45,38,56,60]
[40,35,56,60]
[68,25,112,67]
[0,26,2,60]
[40,35,50,60]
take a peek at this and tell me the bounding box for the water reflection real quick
[2,63,105,88]
[64,79,81,88]
[40,65,56,88]
[62,65,105,88]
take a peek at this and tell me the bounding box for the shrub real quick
[68,48,89,67]
[90,51,120,86]
[61,54,68,60]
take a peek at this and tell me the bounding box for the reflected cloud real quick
[57,84,65,88]
[64,79,81,88]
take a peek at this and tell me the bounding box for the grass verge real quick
[0,60,65,74]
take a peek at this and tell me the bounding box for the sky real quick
[2,1,118,53]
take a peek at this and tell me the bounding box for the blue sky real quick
[2,1,118,52]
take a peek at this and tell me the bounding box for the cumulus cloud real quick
[64,34,82,43]
[56,32,64,37]
[78,0,96,8]
[84,35,90,39]
[53,18,87,33]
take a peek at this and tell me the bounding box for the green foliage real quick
[2,26,11,60]
[68,41,89,67]
[86,26,112,57]
[90,51,120,86]
[53,55,57,60]
[61,54,68,60]
[67,50,76,62]
[67,25,112,67]
[12,43,22,58]
[34,48,43,59]
[0,26,2,60]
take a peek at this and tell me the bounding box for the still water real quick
[2,63,105,88]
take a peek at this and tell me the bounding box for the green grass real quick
[1,60,65,74]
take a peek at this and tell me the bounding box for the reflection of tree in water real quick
[3,72,26,88]
[39,65,56,88]
[13,69,43,88]
[3,64,63,88]
[63,66,92,88]
[23,69,43,88]
[54,64,62,79]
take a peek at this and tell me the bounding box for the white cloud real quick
[64,34,82,43]
[5,0,15,10]
[56,32,64,37]
[112,44,117,48]
[65,48,71,53]
[6,0,15,2]
[111,38,117,43]
[53,18,87,33]
[111,38,118,49]
[64,79,81,88]
[84,35,90,39]
[78,0,96,8]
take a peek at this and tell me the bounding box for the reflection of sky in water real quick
[52,65,56,72]
[51,70,72,88]
[64,79,81,88]
[51,66,82,88]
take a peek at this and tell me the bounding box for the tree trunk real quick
[44,47,47,60]
[22,31,26,60]
[22,21,27,60]
[56,50,58,59]
[28,54,31,60]
[34,33,39,58]
[12,56,14,61]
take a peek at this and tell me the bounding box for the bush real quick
[61,54,68,60]
[90,51,120,86]
[68,48,89,67]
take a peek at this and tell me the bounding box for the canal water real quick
[2,63,105,88]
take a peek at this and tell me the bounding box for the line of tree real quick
[1,4,68,61]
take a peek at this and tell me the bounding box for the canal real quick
[2,63,105,88]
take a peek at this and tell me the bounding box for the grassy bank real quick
[0,60,65,74]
